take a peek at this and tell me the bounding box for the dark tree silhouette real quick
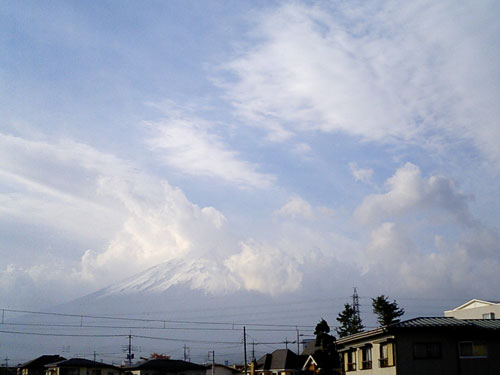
[335,304,364,337]
[372,295,405,326]
[313,319,340,374]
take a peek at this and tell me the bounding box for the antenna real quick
[352,287,361,320]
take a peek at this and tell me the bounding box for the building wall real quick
[395,331,458,375]
[340,340,397,375]
[395,330,500,375]
[444,304,500,319]
[206,367,236,375]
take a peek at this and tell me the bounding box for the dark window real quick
[379,342,395,367]
[345,351,356,371]
[459,342,488,358]
[413,342,441,359]
[361,346,372,369]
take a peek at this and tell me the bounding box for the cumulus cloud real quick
[361,221,500,297]
[225,240,303,295]
[274,195,315,220]
[353,162,500,297]
[355,162,473,225]
[80,180,230,285]
[222,1,500,164]
[145,105,275,189]
[0,131,308,301]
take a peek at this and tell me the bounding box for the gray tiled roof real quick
[45,358,117,369]
[337,317,500,345]
[391,317,500,329]
[255,349,302,370]
[19,355,66,369]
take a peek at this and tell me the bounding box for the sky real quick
[1,0,500,319]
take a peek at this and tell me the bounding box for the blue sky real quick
[1,0,500,311]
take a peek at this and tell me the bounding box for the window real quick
[459,342,488,358]
[360,346,372,369]
[344,350,356,371]
[482,312,495,319]
[379,342,395,367]
[413,342,441,359]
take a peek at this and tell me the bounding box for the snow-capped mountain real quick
[94,258,240,297]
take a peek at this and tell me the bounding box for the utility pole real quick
[126,334,134,365]
[352,287,361,321]
[4,357,9,367]
[208,351,215,375]
[183,345,190,362]
[243,326,247,375]
[93,351,97,362]
[296,329,300,355]
[251,341,255,362]
[284,338,289,350]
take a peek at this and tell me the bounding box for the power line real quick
[0,322,301,332]
[1,308,314,329]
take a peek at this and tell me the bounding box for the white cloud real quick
[0,134,129,242]
[360,221,500,297]
[355,162,472,225]
[349,162,374,185]
[274,195,315,220]
[221,1,500,164]
[80,180,230,285]
[145,107,275,189]
[224,240,303,295]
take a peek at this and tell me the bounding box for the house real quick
[253,349,306,375]
[336,317,500,375]
[44,358,120,375]
[444,299,500,320]
[17,355,66,375]
[205,364,240,375]
[301,345,341,375]
[123,358,206,375]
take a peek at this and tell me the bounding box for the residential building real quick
[254,349,306,375]
[44,358,120,375]
[123,358,206,375]
[18,355,66,375]
[205,364,240,375]
[336,317,500,375]
[444,299,500,320]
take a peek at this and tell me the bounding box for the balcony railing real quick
[379,358,389,367]
[362,360,372,369]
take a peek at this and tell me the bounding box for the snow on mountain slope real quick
[95,258,240,297]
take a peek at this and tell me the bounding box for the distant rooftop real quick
[337,317,500,345]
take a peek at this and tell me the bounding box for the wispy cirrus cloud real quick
[222,1,500,164]
[145,107,275,189]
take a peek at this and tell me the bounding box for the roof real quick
[19,356,66,369]
[45,358,117,369]
[337,317,500,345]
[213,364,241,373]
[124,358,206,371]
[301,340,321,355]
[393,317,500,329]
[255,350,303,371]
[445,299,500,312]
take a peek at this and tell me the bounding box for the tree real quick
[313,319,340,373]
[335,304,364,338]
[372,295,405,326]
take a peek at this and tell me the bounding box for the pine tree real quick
[372,295,405,326]
[335,304,364,337]
[313,319,340,373]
